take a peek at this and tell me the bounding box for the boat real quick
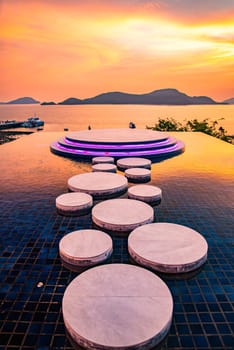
[22,116,44,128]
[129,121,136,129]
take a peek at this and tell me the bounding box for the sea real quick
[0,104,234,134]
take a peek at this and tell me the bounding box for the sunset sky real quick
[1,0,234,102]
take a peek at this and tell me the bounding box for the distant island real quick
[58,89,222,105]
[1,89,233,105]
[223,98,234,104]
[40,101,56,105]
[0,97,40,104]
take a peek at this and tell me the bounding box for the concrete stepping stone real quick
[117,157,151,171]
[92,198,154,232]
[68,172,128,199]
[56,192,93,216]
[92,156,115,164]
[59,229,113,270]
[128,223,208,274]
[125,167,151,182]
[92,163,117,173]
[128,184,162,205]
[62,264,173,350]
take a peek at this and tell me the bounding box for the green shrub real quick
[146,117,232,143]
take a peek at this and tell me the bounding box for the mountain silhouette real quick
[59,88,218,105]
[222,97,234,104]
[58,97,83,105]
[41,101,56,105]
[6,97,40,104]
[0,89,225,105]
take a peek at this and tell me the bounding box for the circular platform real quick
[59,229,113,270]
[92,198,154,232]
[128,185,162,205]
[68,172,128,199]
[117,157,151,171]
[125,168,151,183]
[56,192,93,216]
[128,223,208,273]
[51,128,185,161]
[92,163,117,173]
[92,156,115,164]
[62,264,173,350]
[68,129,168,144]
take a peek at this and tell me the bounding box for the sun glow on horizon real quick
[0,1,233,101]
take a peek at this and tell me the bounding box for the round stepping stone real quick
[128,185,162,205]
[117,157,151,171]
[59,229,113,270]
[125,168,151,183]
[56,192,93,216]
[92,198,154,232]
[62,264,173,350]
[92,156,115,164]
[128,223,208,273]
[68,172,128,199]
[92,163,117,173]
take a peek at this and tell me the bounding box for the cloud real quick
[204,33,234,45]
[0,0,233,100]
[49,0,234,17]
[3,0,234,18]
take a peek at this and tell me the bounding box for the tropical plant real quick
[146,117,232,143]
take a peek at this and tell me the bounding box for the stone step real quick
[62,264,173,350]
[128,223,208,274]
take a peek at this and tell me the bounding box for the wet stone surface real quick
[128,223,208,273]
[92,198,154,232]
[92,163,117,173]
[92,156,115,164]
[62,264,173,350]
[59,229,113,269]
[56,192,93,216]
[68,172,128,199]
[117,157,152,170]
[128,184,162,204]
[125,167,151,183]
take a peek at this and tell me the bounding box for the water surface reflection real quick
[0,131,233,350]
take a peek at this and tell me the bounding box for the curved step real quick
[57,135,178,152]
[50,128,185,161]
[51,140,184,160]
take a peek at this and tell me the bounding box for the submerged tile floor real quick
[0,131,233,350]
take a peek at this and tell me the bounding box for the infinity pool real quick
[0,131,233,350]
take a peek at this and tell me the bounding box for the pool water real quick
[0,131,233,350]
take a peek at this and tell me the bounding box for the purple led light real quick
[52,141,184,157]
[63,137,172,149]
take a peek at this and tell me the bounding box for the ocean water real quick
[0,104,234,134]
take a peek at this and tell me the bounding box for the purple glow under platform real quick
[50,128,185,161]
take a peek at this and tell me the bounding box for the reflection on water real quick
[155,132,234,179]
[0,132,90,199]
[0,131,233,349]
[0,131,233,201]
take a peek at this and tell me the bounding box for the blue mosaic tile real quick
[0,132,233,349]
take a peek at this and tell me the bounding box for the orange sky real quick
[0,0,234,102]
